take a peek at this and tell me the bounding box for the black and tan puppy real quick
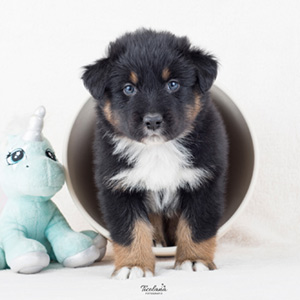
[82,29,228,279]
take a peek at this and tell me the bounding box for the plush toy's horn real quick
[22,106,46,142]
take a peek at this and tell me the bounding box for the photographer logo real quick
[140,283,168,295]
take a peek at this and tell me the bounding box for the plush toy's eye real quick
[6,148,25,165]
[46,149,57,161]
[123,84,137,96]
[166,80,180,93]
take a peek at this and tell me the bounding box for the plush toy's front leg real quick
[81,230,107,262]
[45,207,100,267]
[1,228,49,273]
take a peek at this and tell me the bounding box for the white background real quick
[1,1,300,299]
[0,0,300,261]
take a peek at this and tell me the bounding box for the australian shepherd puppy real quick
[82,29,228,279]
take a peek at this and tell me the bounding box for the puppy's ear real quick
[82,58,110,101]
[189,50,218,94]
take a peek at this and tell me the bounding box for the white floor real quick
[1,242,299,300]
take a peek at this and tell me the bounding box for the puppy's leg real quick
[164,213,180,246]
[112,219,155,279]
[175,217,217,271]
[175,178,225,271]
[99,188,155,279]
[149,213,167,247]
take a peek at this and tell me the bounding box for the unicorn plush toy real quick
[0,106,106,273]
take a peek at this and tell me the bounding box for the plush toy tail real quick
[22,106,46,142]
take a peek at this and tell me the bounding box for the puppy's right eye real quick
[167,80,180,93]
[123,84,137,96]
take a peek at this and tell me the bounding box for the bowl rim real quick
[63,84,259,256]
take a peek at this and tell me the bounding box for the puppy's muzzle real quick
[143,114,163,131]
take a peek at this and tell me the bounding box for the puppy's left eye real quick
[166,80,180,93]
[123,84,137,96]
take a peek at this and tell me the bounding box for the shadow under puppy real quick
[82,29,228,279]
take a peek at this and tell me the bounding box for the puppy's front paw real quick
[112,266,154,280]
[175,260,216,272]
[175,218,217,272]
[112,221,155,279]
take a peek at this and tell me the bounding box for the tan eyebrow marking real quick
[130,71,138,84]
[162,68,171,81]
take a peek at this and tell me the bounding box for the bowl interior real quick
[65,86,256,256]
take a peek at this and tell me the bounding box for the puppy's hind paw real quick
[112,266,154,280]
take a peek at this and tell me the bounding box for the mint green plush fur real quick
[0,135,95,271]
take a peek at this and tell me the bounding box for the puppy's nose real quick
[143,114,163,131]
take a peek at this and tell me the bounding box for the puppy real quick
[82,29,228,279]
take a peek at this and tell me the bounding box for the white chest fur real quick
[108,136,211,210]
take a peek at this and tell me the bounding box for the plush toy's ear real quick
[82,58,111,101]
[189,49,218,94]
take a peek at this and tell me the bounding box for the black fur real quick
[82,29,228,248]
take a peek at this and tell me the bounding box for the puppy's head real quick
[82,29,217,144]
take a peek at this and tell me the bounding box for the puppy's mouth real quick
[141,129,166,145]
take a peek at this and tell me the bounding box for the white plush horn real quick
[22,106,46,142]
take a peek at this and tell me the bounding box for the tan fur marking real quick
[103,100,119,127]
[164,213,180,246]
[130,71,138,84]
[186,92,202,124]
[113,220,155,275]
[175,218,217,270]
[149,213,167,247]
[162,68,171,81]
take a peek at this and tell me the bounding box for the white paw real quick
[10,252,50,274]
[63,245,100,268]
[112,266,154,280]
[175,260,209,272]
